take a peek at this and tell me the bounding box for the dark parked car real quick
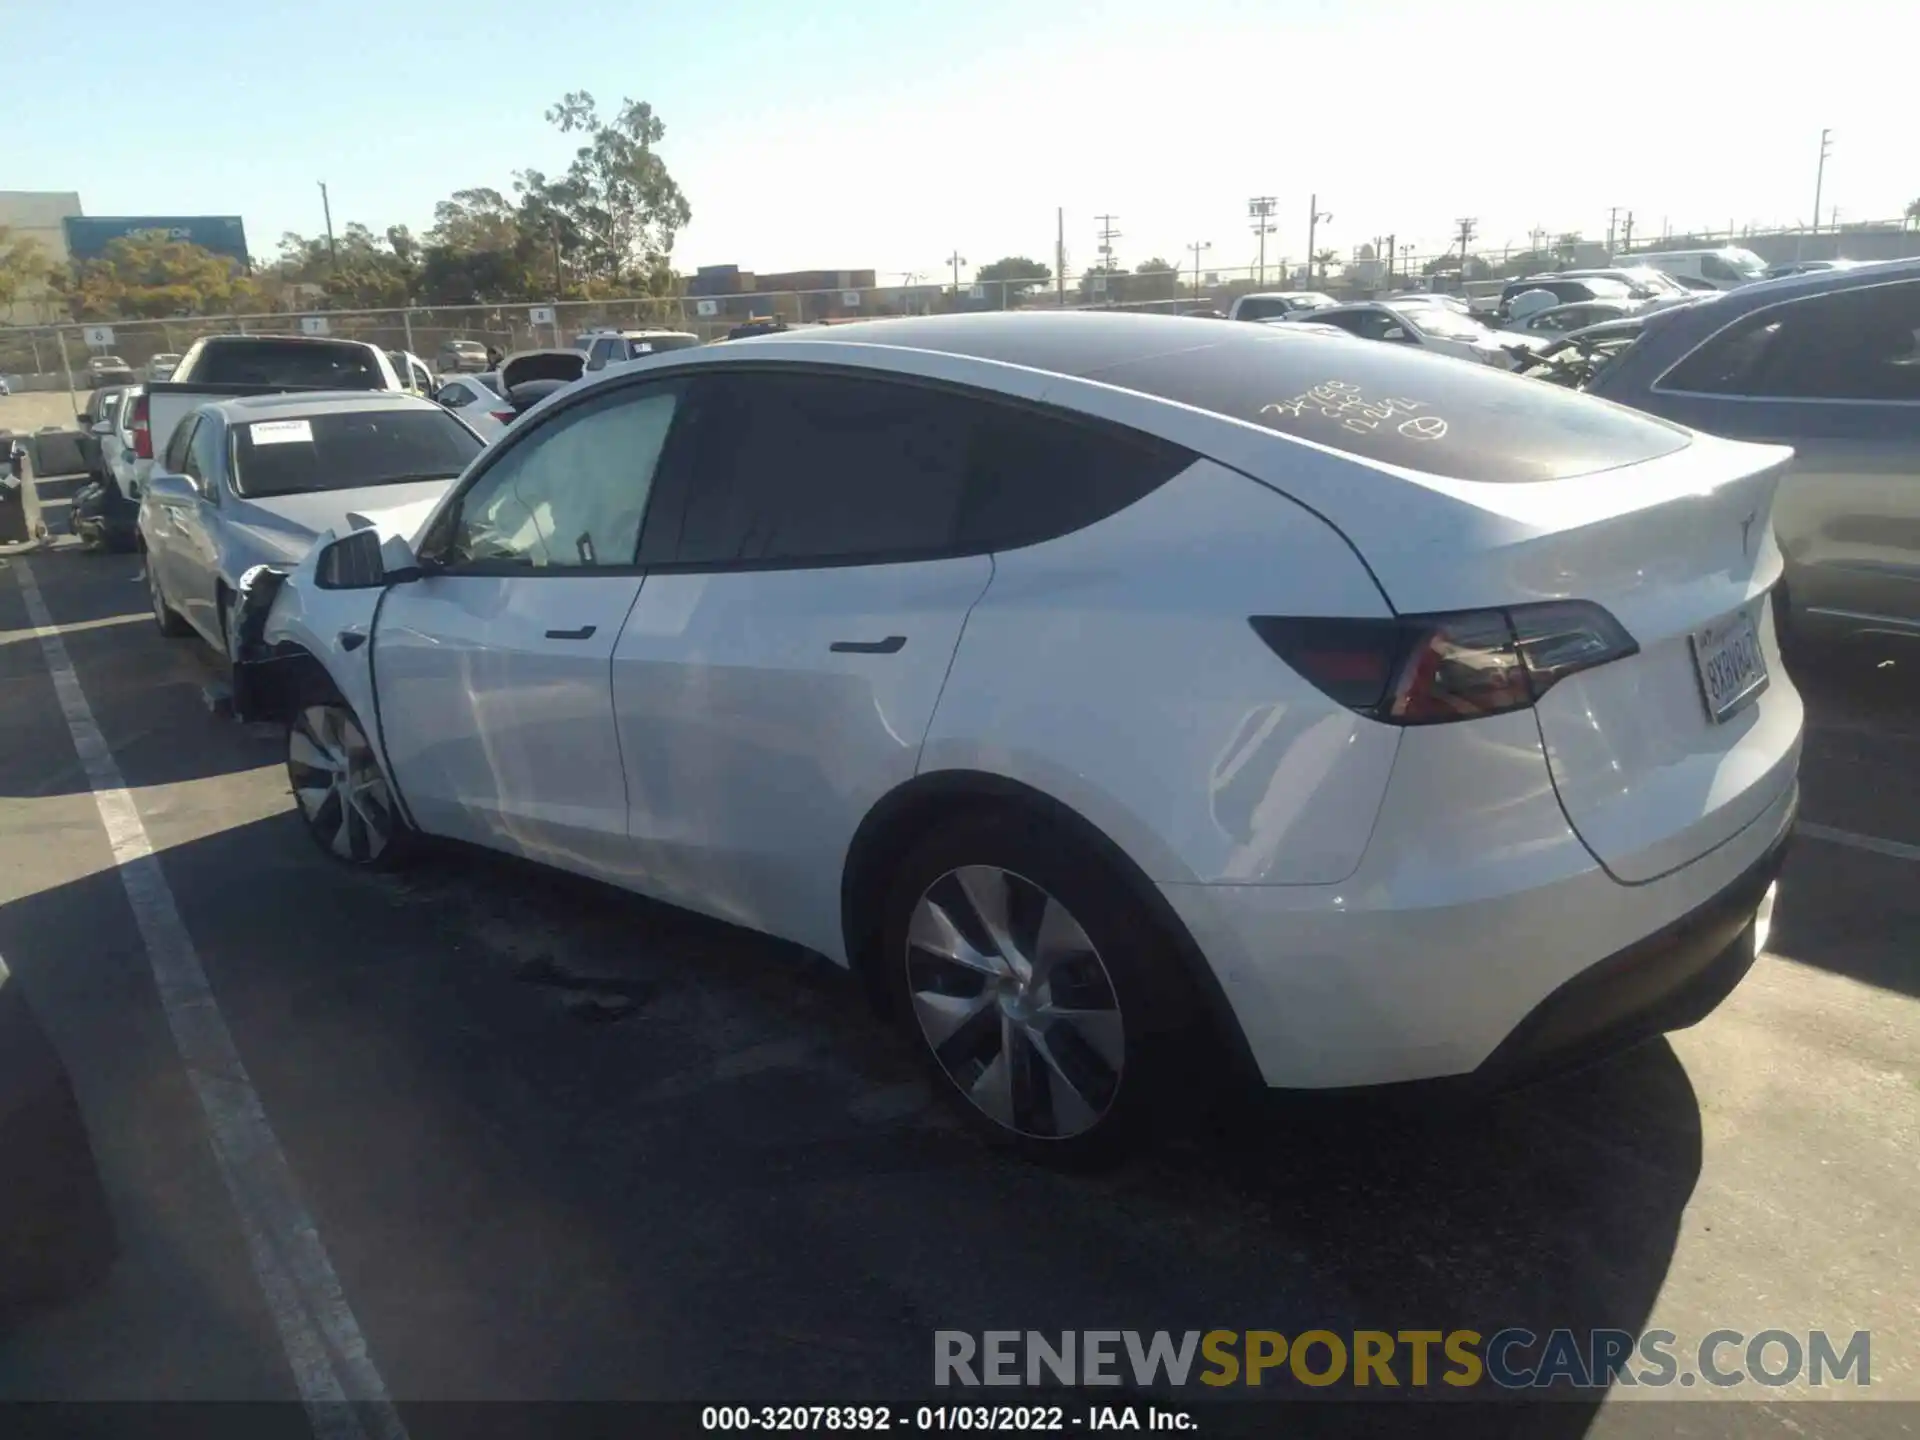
[1495,276,1637,323]
[1584,259,1920,649]
[85,355,135,389]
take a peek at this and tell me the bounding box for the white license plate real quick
[1690,606,1769,722]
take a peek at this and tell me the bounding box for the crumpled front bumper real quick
[228,564,299,723]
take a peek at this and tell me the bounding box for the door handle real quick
[339,629,366,652]
[830,635,906,654]
[544,625,597,641]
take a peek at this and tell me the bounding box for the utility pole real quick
[1805,127,1834,262]
[1454,217,1477,285]
[1383,234,1396,284]
[1096,214,1121,274]
[1529,226,1546,258]
[1187,240,1212,299]
[318,181,337,267]
[947,250,966,302]
[1056,207,1066,307]
[1621,212,1636,252]
[1306,194,1332,282]
[1607,206,1620,256]
[1248,196,1277,284]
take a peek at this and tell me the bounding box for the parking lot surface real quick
[0,536,1915,1435]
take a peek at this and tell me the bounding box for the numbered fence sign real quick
[83,325,115,348]
[529,306,556,325]
[696,299,719,317]
[841,291,861,307]
[969,285,987,300]
[299,316,330,336]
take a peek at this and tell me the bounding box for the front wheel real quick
[286,685,415,868]
[147,560,190,637]
[881,810,1202,1164]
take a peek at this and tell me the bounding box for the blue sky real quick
[9,0,1914,281]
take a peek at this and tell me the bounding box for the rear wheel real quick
[881,809,1202,1164]
[286,681,414,868]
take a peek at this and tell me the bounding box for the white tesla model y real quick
[230,312,1801,1160]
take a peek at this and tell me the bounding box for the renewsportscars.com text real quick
[934,1329,1871,1391]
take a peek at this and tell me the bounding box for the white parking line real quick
[14,560,405,1440]
[1798,821,1920,865]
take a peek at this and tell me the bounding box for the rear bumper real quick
[1474,800,1790,1087]
[1158,706,1800,1090]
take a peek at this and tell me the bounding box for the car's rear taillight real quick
[490,410,515,425]
[1250,602,1638,726]
[129,393,152,459]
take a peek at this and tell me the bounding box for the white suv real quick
[236,312,1801,1160]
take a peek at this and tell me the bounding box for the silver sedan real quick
[138,392,485,654]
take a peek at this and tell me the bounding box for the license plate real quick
[1689,606,1769,723]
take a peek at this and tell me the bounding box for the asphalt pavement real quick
[0,538,1915,1438]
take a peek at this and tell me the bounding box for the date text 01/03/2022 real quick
[700,1404,1197,1431]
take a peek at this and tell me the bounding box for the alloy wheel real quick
[905,865,1124,1140]
[288,704,397,862]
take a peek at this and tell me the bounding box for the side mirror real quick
[144,471,197,504]
[314,527,421,590]
[90,419,114,436]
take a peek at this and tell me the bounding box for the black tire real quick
[285,673,417,870]
[146,559,190,637]
[880,808,1204,1165]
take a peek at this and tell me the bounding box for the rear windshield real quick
[191,339,387,389]
[231,409,482,498]
[1087,327,1692,483]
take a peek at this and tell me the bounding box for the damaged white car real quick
[140,392,485,656]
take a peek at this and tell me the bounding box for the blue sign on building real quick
[64,215,250,264]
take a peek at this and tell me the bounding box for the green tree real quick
[1311,248,1340,282]
[0,228,54,318]
[1078,262,1124,300]
[418,187,547,304]
[67,235,255,319]
[976,256,1052,306]
[1132,257,1180,300]
[273,222,418,309]
[524,91,692,292]
[1905,197,1920,230]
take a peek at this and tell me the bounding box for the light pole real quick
[1305,195,1332,283]
[317,181,337,267]
[1187,241,1212,301]
[1248,196,1277,284]
[947,251,966,306]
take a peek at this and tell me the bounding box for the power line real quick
[1096,214,1122,273]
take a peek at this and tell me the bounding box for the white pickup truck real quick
[127,334,407,477]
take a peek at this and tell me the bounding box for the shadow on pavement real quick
[0,961,116,1326]
[0,547,280,800]
[0,799,1702,1419]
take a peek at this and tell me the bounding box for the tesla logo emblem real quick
[1740,511,1757,556]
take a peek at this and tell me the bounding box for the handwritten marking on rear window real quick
[1261,380,1446,438]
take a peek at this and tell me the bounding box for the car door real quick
[371,377,685,876]
[1647,276,1920,629]
[144,415,203,615]
[170,413,231,644]
[609,368,995,958]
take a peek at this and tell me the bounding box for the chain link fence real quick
[0,259,1456,394]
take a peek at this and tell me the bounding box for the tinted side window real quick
[957,406,1192,552]
[1663,282,1920,401]
[163,416,199,473]
[656,371,1194,566]
[670,372,973,565]
[438,383,682,570]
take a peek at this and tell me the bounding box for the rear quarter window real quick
[1087,327,1692,483]
[191,340,386,389]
